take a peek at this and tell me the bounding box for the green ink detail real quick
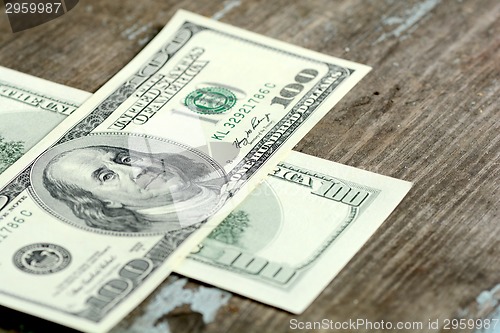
[185,87,236,115]
[0,135,24,173]
[208,210,250,245]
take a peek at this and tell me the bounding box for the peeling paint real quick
[473,284,500,333]
[122,23,153,41]
[212,0,242,21]
[376,0,440,43]
[114,278,231,333]
[383,16,404,25]
[458,284,500,333]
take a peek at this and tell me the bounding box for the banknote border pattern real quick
[0,81,82,110]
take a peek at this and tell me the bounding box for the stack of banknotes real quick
[0,10,411,332]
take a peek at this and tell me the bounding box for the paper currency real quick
[177,151,412,313]
[0,10,369,332]
[0,66,90,176]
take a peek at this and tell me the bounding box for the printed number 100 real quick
[271,69,319,108]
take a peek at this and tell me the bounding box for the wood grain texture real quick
[0,0,498,332]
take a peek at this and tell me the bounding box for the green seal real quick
[185,87,237,115]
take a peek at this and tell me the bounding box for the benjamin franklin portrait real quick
[30,133,228,235]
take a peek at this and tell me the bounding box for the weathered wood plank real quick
[0,0,498,332]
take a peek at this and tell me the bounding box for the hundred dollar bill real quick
[0,66,90,175]
[177,151,412,313]
[0,10,370,332]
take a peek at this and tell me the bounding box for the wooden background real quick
[0,0,498,332]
